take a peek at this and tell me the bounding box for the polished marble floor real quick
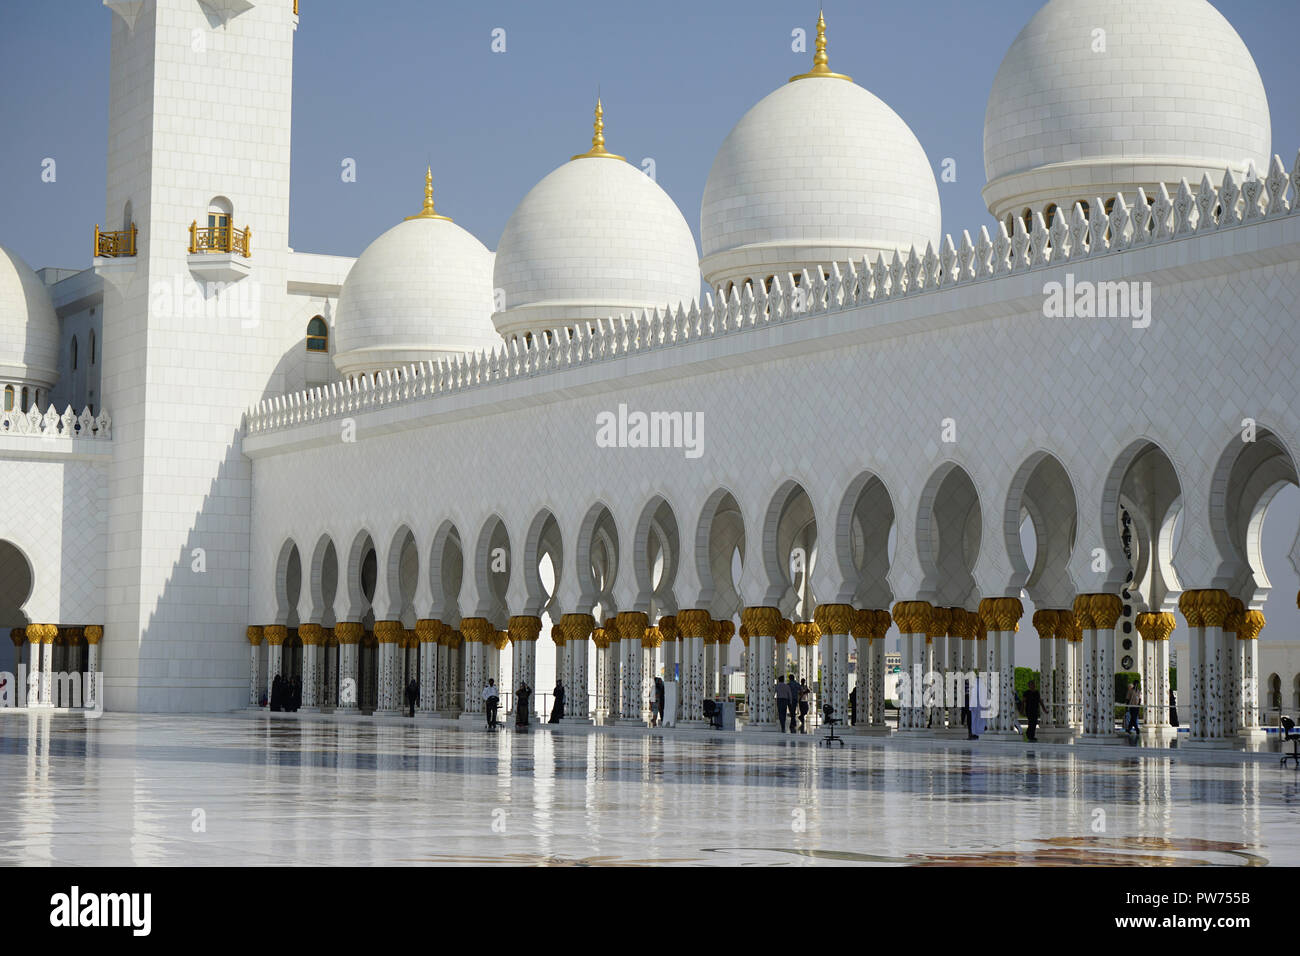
[2,712,1298,866]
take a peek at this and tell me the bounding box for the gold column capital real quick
[678,609,712,640]
[415,619,442,643]
[715,619,735,644]
[10,627,26,647]
[616,611,648,643]
[1072,594,1095,629]
[1198,589,1232,628]
[591,626,609,650]
[374,620,403,643]
[1032,608,1058,639]
[1238,609,1265,641]
[927,605,952,639]
[657,615,678,642]
[246,625,264,646]
[738,624,750,645]
[776,618,791,643]
[796,621,822,646]
[740,606,783,637]
[298,623,324,646]
[550,624,566,645]
[643,626,662,649]
[84,625,103,645]
[460,617,494,644]
[891,601,931,635]
[561,613,595,644]
[508,615,543,643]
[264,625,287,646]
[334,621,363,645]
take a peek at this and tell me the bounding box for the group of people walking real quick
[775,675,811,733]
[269,673,301,712]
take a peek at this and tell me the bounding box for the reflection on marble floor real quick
[1,713,1296,866]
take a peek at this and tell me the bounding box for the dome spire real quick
[571,96,625,161]
[790,10,852,83]
[405,166,452,221]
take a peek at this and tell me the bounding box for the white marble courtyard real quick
[1,712,1296,866]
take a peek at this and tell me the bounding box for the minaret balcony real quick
[92,223,138,291]
[187,220,252,282]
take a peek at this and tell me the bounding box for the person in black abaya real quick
[549,679,565,723]
[270,674,283,712]
[516,681,532,728]
[406,677,419,717]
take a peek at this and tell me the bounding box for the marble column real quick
[703,628,717,704]
[459,619,493,718]
[509,615,542,723]
[869,610,891,728]
[592,627,608,719]
[1238,609,1265,736]
[372,621,402,714]
[892,602,931,730]
[715,619,734,701]
[335,622,362,709]
[562,613,594,722]
[436,634,451,711]
[1181,589,1232,742]
[978,597,1021,734]
[602,618,620,720]
[84,625,102,711]
[246,626,264,707]
[614,612,647,723]
[415,620,441,714]
[678,610,710,724]
[740,606,782,730]
[658,616,679,720]
[322,630,337,710]
[944,608,966,729]
[926,607,951,730]
[298,623,323,711]
[264,625,287,708]
[1135,611,1175,731]
[814,606,852,729]
[1032,610,1055,728]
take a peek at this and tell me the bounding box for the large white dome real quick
[492,105,700,339]
[0,244,59,388]
[983,0,1271,222]
[700,23,941,291]
[334,177,499,378]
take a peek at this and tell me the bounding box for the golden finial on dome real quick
[571,97,625,161]
[404,165,452,221]
[790,10,852,83]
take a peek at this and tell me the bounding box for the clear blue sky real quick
[1,0,1299,657]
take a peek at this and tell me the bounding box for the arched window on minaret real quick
[4,386,12,412]
[71,336,79,372]
[20,387,29,413]
[305,315,328,352]
[90,329,96,365]
[208,196,234,248]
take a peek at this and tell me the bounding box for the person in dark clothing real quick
[270,674,282,712]
[786,674,798,732]
[654,677,666,726]
[1169,686,1179,727]
[549,679,565,723]
[515,681,532,728]
[848,686,857,726]
[797,678,810,732]
[1023,679,1042,742]
[775,675,790,731]
[405,677,419,717]
[290,676,301,712]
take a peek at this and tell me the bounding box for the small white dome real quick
[334,182,499,377]
[492,107,700,339]
[0,245,59,388]
[983,0,1271,220]
[700,30,941,290]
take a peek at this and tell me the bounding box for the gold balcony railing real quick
[189,221,252,258]
[94,224,137,258]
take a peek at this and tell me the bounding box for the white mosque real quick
[2,0,1299,750]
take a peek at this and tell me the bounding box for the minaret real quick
[99,0,298,711]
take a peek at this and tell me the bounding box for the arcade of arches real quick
[248,434,1300,748]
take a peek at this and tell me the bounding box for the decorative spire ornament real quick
[405,166,452,221]
[790,10,852,83]
[571,97,625,161]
